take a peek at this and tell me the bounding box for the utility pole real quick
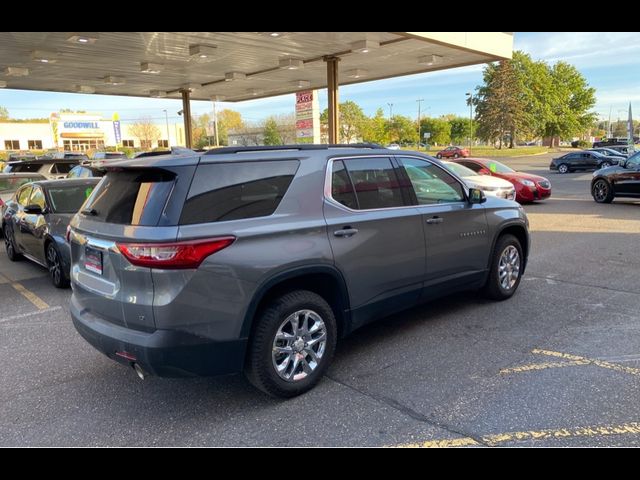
[607,105,612,138]
[465,92,473,151]
[387,103,393,120]
[416,99,424,149]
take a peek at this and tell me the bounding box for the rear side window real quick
[340,157,405,210]
[180,160,299,225]
[48,184,96,214]
[82,170,175,225]
[52,163,74,174]
[331,160,358,209]
[12,163,41,173]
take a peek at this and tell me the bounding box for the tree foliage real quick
[320,100,369,143]
[129,116,161,148]
[420,117,451,146]
[361,108,390,145]
[216,109,244,145]
[0,106,9,120]
[263,117,282,145]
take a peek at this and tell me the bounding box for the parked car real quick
[3,158,82,179]
[67,164,106,179]
[607,145,632,157]
[550,151,623,174]
[452,158,551,203]
[443,161,516,200]
[591,151,640,203]
[0,173,47,212]
[436,146,470,159]
[386,143,401,150]
[592,137,637,148]
[588,147,631,159]
[2,178,100,287]
[37,152,89,161]
[68,144,530,398]
[92,151,127,160]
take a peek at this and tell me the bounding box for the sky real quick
[1,32,639,126]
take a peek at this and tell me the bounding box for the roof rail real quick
[204,143,384,155]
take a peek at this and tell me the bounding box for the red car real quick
[451,158,551,203]
[435,146,470,159]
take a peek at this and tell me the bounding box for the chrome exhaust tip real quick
[133,363,146,380]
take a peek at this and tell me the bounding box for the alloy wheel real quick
[498,245,520,290]
[593,180,609,202]
[47,244,62,286]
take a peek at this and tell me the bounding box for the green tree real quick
[192,113,211,148]
[449,116,476,144]
[387,115,418,144]
[0,106,9,120]
[320,100,368,143]
[217,109,244,145]
[420,117,451,146]
[263,117,282,145]
[361,108,390,145]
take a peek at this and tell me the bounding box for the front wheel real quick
[436,154,442,159]
[46,242,69,288]
[483,234,523,301]
[600,161,611,169]
[4,225,22,262]
[245,290,337,398]
[453,153,460,158]
[592,179,614,204]
[557,163,569,174]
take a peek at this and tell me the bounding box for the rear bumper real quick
[71,295,247,377]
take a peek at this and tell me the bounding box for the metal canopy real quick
[0,32,513,102]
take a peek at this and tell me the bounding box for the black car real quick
[2,178,100,287]
[591,152,640,203]
[550,151,623,174]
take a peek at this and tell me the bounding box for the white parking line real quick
[0,306,63,324]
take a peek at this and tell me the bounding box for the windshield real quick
[484,160,515,174]
[444,162,476,178]
[47,184,96,213]
[0,176,42,192]
[626,151,640,167]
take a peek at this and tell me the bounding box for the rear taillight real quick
[0,198,4,208]
[116,237,235,269]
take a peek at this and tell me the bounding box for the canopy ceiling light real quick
[31,50,58,64]
[346,69,368,79]
[66,33,99,44]
[103,75,125,85]
[418,54,443,66]
[351,40,379,54]
[225,72,247,82]
[0,81,7,88]
[149,90,167,98]
[292,80,310,89]
[73,85,95,94]
[279,57,303,70]
[247,88,264,96]
[4,67,29,77]
[210,95,226,102]
[189,44,217,59]
[140,62,163,74]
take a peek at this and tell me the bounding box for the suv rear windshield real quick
[9,163,41,173]
[81,170,175,225]
[179,160,299,225]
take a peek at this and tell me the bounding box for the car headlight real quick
[519,179,535,187]
[481,186,498,191]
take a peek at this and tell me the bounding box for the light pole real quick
[213,100,219,147]
[162,109,170,148]
[387,102,393,120]
[465,92,473,151]
[416,99,424,149]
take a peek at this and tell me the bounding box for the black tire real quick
[557,163,570,174]
[600,161,611,169]
[483,234,523,301]
[453,153,460,158]
[592,178,614,204]
[4,225,22,262]
[245,290,337,398]
[436,153,442,159]
[46,242,69,288]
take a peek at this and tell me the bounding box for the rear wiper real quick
[81,208,98,216]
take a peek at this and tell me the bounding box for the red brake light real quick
[116,237,235,269]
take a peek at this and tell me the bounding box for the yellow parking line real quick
[11,283,49,310]
[533,349,640,377]
[394,422,640,448]
[500,360,589,375]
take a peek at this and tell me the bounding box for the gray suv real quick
[69,144,530,397]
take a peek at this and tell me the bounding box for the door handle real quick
[334,227,359,237]
[426,216,444,225]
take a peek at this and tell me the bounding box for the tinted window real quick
[0,176,42,192]
[17,187,32,206]
[53,163,75,174]
[459,161,483,173]
[399,158,465,205]
[48,184,96,214]
[82,170,175,225]
[330,160,358,209]
[29,187,46,209]
[12,163,42,173]
[180,160,299,225]
[342,157,405,209]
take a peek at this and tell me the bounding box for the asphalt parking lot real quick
[1,151,639,447]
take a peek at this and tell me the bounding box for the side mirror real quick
[24,204,43,215]
[469,188,487,204]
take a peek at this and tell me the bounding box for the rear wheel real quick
[46,242,69,288]
[436,153,442,159]
[592,179,614,204]
[600,161,611,169]
[245,290,337,398]
[483,234,523,301]
[4,225,22,262]
[453,153,460,158]
[558,163,570,174]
